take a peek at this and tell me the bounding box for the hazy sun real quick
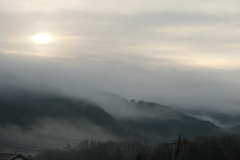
[33,33,52,44]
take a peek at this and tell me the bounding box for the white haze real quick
[1,0,240,115]
[0,54,240,115]
[0,118,116,154]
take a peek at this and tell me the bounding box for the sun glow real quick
[33,33,52,44]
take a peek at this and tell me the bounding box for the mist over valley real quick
[1,0,240,159]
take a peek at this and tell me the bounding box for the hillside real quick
[94,93,233,141]
[0,88,235,144]
[0,87,118,130]
[116,100,229,141]
[231,125,240,133]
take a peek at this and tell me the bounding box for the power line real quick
[0,140,95,156]
[0,140,59,152]
[1,127,84,144]
[1,127,145,146]
[1,127,161,149]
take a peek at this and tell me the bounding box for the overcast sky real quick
[1,0,240,113]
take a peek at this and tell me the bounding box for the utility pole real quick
[171,133,181,160]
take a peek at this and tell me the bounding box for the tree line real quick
[34,134,240,160]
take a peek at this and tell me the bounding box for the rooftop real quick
[0,153,28,160]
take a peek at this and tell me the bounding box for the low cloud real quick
[0,118,116,154]
[1,54,240,114]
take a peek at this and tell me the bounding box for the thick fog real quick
[1,54,240,114]
[0,120,116,154]
[1,54,240,153]
[1,0,240,156]
[1,0,240,114]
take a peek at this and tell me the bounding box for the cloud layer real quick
[0,1,240,113]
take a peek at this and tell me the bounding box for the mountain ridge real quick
[0,88,238,143]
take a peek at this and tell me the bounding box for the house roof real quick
[0,153,28,160]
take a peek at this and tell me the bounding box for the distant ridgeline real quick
[0,87,238,142]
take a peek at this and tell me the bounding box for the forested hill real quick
[98,93,233,141]
[0,87,237,143]
[0,88,118,129]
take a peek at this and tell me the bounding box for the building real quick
[0,153,29,160]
